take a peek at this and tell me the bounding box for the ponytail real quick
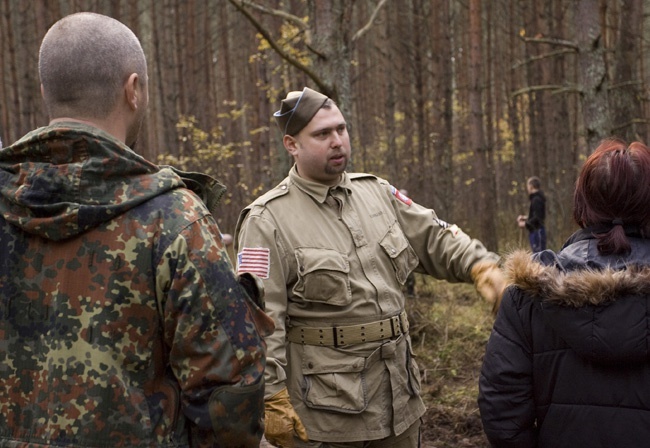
[595,223,630,255]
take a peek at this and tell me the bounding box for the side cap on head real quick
[273,87,329,136]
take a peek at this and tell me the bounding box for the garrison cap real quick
[273,87,329,136]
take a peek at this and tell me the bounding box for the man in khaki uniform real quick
[235,87,506,447]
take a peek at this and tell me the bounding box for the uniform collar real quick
[289,165,352,203]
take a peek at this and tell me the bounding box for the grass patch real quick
[405,275,494,447]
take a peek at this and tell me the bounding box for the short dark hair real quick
[573,138,650,255]
[39,12,147,120]
[527,176,541,190]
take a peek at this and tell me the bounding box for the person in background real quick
[235,87,507,447]
[479,138,650,448]
[517,176,546,252]
[0,12,272,447]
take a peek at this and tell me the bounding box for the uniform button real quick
[281,185,287,190]
[308,362,314,369]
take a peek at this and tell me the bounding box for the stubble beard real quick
[325,156,348,176]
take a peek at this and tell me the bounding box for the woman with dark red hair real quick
[478,138,650,448]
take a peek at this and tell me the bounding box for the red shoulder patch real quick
[391,186,413,206]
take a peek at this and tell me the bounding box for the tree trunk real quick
[308,0,352,113]
[610,0,643,142]
[468,0,498,250]
[576,0,609,152]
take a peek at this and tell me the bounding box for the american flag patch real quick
[237,247,271,279]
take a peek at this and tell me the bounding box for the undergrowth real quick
[406,275,494,447]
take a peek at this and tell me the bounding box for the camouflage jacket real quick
[0,123,273,447]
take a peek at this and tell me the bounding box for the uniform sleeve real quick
[157,213,273,447]
[390,188,500,283]
[235,210,291,399]
[478,287,537,447]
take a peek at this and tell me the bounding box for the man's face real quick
[285,104,351,186]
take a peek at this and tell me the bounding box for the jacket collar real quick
[288,165,352,203]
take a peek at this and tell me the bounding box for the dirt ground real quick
[414,288,492,448]
[420,394,489,448]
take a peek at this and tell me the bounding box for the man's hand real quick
[265,388,309,447]
[471,261,507,314]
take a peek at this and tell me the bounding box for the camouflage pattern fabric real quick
[0,123,273,447]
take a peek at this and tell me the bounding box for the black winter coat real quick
[478,229,650,448]
[525,191,545,232]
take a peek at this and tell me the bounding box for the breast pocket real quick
[293,247,352,307]
[379,222,419,285]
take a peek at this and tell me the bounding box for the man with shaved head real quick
[39,12,150,148]
[0,12,272,447]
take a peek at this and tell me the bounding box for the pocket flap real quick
[379,223,410,259]
[295,247,349,274]
[301,346,365,374]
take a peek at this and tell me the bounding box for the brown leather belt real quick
[286,311,409,347]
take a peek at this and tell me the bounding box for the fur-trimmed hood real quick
[502,241,650,365]
[505,250,650,307]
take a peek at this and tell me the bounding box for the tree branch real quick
[228,0,331,95]
[608,79,643,90]
[612,118,650,132]
[512,48,576,70]
[352,0,390,42]
[511,84,581,98]
[238,0,311,44]
[520,36,579,50]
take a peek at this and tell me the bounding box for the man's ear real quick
[283,135,299,156]
[124,73,140,111]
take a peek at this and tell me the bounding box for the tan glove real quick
[264,388,309,447]
[470,261,507,315]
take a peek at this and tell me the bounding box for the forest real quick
[2,0,649,254]
[2,1,649,446]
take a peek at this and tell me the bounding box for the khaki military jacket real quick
[235,166,498,442]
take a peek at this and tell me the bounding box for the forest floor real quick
[407,278,492,448]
